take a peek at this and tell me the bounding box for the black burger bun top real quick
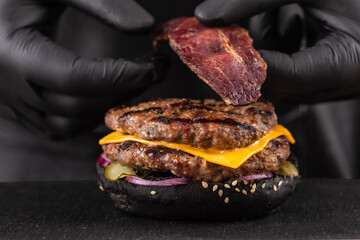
[97,155,300,221]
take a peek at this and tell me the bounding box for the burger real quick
[96,98,299,220]
[96,17,299,220]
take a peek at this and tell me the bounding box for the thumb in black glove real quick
[0,0,165,138]
[195,0,360,102]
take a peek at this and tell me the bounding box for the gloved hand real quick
[195,0,360,102]
[0,0,164,138]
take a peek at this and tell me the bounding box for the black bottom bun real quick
[97,155,300,220]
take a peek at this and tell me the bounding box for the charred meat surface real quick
[102,136,290,183]
[105,99,277,149]
[154,17,267,105]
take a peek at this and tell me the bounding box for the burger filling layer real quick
[100,125,294,182]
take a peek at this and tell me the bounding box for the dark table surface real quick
[1,179,360,240]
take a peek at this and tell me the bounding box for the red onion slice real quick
[238,172,273,182]
[97,153,112,167]
[126,176,191,186]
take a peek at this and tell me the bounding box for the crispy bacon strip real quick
[154,17,267,106]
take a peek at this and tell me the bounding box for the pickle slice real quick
[275,161,299,177]
[105,162,137,181]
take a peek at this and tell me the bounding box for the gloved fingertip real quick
[70,0,155,34]
[257,49,280,65]
[110,14,154,35]
[127,14,155,34]
[195,2,225,26]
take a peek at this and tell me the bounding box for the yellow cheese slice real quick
[99,125,295,169]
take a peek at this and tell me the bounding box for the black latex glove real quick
[195,0,360,102]
[0,0,164,138]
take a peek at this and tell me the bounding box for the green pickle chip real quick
[275,161,299,177]
[105,162,137,181]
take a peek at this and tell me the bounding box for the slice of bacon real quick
[154,17,267,106]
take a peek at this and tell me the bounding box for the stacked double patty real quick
[102,99,290,182]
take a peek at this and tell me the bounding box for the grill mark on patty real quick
[166,99,193,108]
[244,107,274,117]
[180,105,216,112]
[154,116,257,132]
[121,105,273,119]
[271,139,281,148]
[264,110,274,116]
[179,105,273,117]
[120,141,137,150]
[121,100,205,118]
[145,145,191,157]
[121,107,164,117]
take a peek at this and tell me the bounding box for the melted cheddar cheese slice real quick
[99,125,295,169]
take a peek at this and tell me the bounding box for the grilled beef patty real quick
[105,99,277,149]
[102,136,290,182]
